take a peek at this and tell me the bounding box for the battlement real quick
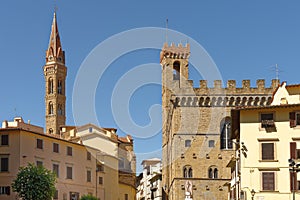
[161,42,190,60]
[169,79,280,107]
[190,79,280,95]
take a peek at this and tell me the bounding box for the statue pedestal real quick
[185,192,192,200]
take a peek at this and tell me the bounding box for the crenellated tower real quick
[161,42,279,200]
[44,12,67,135]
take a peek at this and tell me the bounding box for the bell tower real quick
[160,42,190,198]
[44,12,67,135]
[160,42,190,144]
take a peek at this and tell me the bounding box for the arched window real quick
[220,117,233,149]
[58,104,63,116]
[214,168,218,179]
[188,168,193,178]
[208,166,218,179]
[173,61,180,80]
[58,80,62,94]
[183,165,193,178]
[48,78,53,94]
[49,102,54,115]
[185,139,191,147]
[49,128,53,134]
[208,168,213,178]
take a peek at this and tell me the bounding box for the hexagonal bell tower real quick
[43,12,67,135]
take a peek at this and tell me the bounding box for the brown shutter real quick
[290,171,298,191]
[290,142,297,159]
[231,110,240,139]
[295,172,298,191]
[262,172,275,191]
[291,172,294,191]
[290,112,296,128]
[262,143,274,160]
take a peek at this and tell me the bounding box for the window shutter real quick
[290,142,297,159]
[290,172,294,191]
[290,171,297,191]
[295,172,298,191]
[262,172,275,191]
[231,110,240,138]
[6,186,10,195]
[290,112,296,128]
[262,143,274,160]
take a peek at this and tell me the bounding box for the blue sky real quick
[1,1,300,171]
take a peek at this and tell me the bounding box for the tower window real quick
[49,102,54,115]
[220,117,232,150]
[58,104,63,116]
[48,78,54,94]
[58,80,62,94]
[208,166,218,179]
[183,165,193,178]
[208,140,215,148]
[185,140,191,147]
[173,61,180,80]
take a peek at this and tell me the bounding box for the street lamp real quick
[288,158,300,200]
[250,189,255,200]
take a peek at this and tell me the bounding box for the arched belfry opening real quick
[173,61,180,80]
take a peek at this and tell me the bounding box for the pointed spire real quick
[46,11,64,64]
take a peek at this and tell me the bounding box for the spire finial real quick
[46,8,64,63]
[54,0,58,13]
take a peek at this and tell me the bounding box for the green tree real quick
[12,163,56,200]
[80,194,98,200]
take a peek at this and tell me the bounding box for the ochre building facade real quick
[160,42,279,200]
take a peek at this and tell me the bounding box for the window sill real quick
[259,160,278,162]
[259,127,277,132]
[220,148,234,151]
[259,190,279,193]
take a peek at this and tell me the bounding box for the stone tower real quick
[160,42,279,200]
[44,12,67,135]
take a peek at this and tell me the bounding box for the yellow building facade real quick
[230,82,300,200]
[0,117,107,199]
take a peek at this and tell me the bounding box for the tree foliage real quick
[12,163,56,200]
[80,194,98,200]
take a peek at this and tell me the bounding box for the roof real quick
[235,103,300,111]
[0,127,88,148]
[141,158,161,165]
[118,135,133,143]
[286,84,300,88]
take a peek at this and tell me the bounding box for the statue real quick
[185,180,193,200]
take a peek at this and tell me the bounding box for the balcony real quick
[261,120,277,132]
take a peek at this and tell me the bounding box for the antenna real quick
[166,18,168,44]
[267,64,282,82]
[14,107,18,117]
[275,64,279,81]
